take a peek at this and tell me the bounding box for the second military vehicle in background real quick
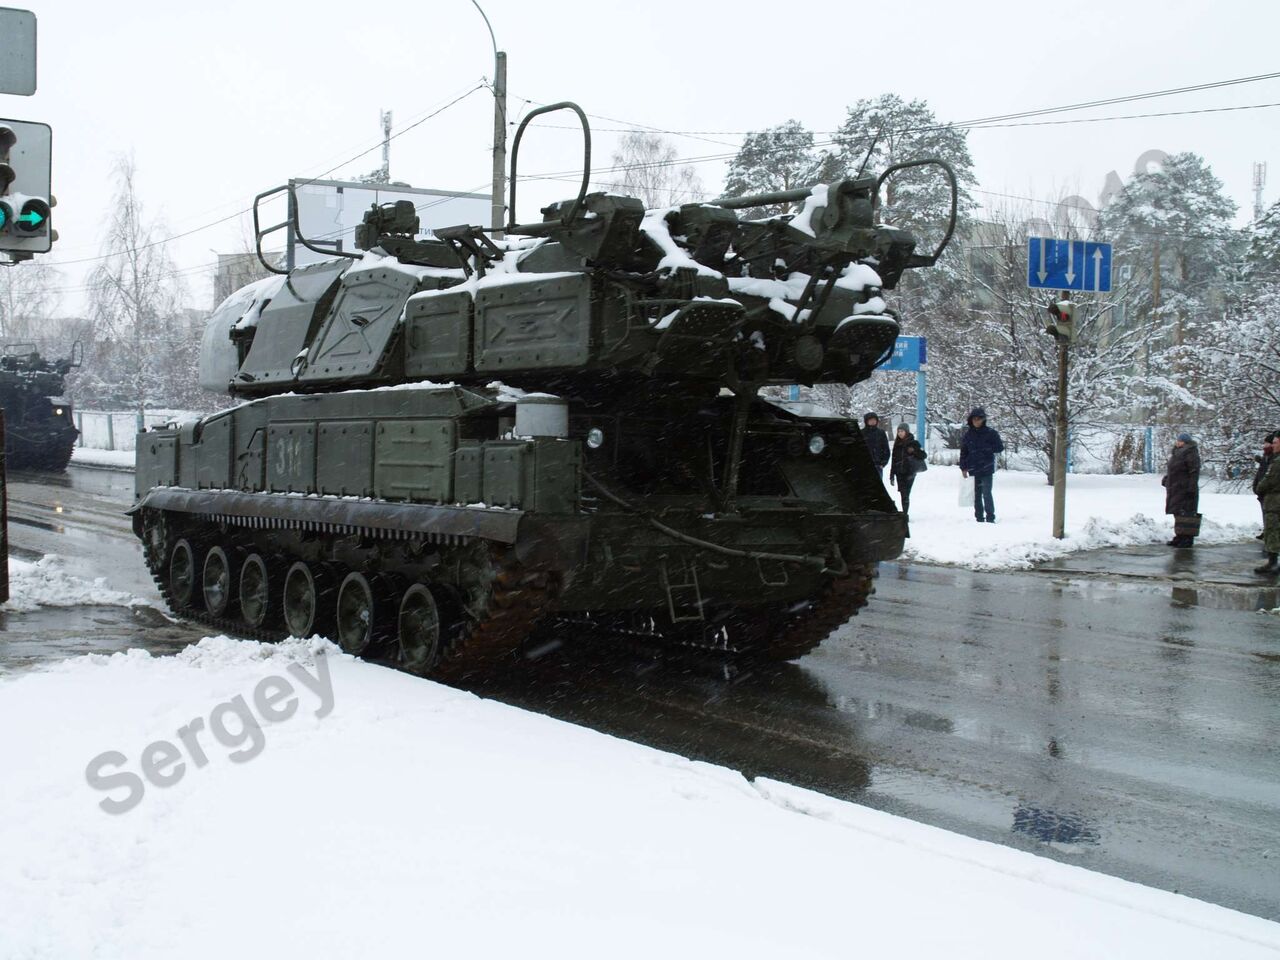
[0,341,81,471]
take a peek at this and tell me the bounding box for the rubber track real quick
[548,562,878,662]
[140,508,558,677]
[764,562,877,661]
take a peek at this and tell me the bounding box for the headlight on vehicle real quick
[586,427,605,450]
[807,434,826,455]
[54,407,63,416]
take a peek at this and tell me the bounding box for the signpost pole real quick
[1052,334,1069,540]
[916,368,927,455]
[0,409,8,605]
[490,50,507,235]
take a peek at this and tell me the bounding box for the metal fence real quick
[74,411,196,452]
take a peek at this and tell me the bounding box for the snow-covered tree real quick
[86,156,192,417]
[945,203,1196,481]
[0,258,60,341]
[722,120,825,218]
[607,131,703,209]
[1197,282,1280,478]
[1097,152,1239,361]
[1245,198,1280,278]
[829,94,977,252]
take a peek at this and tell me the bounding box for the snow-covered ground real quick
[70,446,137,470]
[2,555,148,613]
[901,469,1259,570]
[1,636,1277,959]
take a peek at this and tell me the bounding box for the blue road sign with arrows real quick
[1026,237,1112,292]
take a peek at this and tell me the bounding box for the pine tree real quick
[722,120,824,217]
[1245,198,1280,278]
[1098,152,1239,357]
[829,94,977,251]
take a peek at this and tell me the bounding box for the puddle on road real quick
[1169,584,1280,611]
[0,605,201,675]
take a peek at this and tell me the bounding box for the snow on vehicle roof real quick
[639,207,722,278]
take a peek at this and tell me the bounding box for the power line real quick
[48,84,489,269]
[521,101,1280,141]
[40,71,1280,286]
[951,69,1280,127]
[508,70,1280,142]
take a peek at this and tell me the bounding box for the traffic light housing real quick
[0,118,52,255]
[1045,297,1077,342]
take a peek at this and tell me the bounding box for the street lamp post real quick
[470,1,507,235]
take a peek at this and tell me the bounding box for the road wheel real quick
[202,546,235,617]
[239,553,276,629]
[169,538,198,609]
[282,561,334,639]
[335,571,383,656]
[398,584,443,676]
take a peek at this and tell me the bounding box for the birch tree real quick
[87,156,188,417]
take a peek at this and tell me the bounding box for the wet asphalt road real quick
[4,465,1279,920]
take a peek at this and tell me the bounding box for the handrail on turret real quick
[505,102,592,236]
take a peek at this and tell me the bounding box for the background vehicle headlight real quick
[807,434,826,455]
[586,427,605,449]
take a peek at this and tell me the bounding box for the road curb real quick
[69,457,135,475]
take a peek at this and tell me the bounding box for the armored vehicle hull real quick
[133,103,955,676]
[132,382,900,674]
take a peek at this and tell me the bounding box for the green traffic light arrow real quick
[18,210,43,226]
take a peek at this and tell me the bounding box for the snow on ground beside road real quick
[71,446,137,469]
[2,637,1278,960]
[902,470,1259,570]
[2,555,148,612]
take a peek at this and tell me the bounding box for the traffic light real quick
[0,118,53,255]
[1044,297,1077,342]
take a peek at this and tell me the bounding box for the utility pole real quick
[1254,162,1268,222]
[491,51,507,234]
[380,109,392,182]
[470,1,506,234]
[1144,237,1161,473]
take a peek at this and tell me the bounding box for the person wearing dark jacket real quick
[1254,431,1277,540]
[1256,433,1280,575]
[862,413,890,474]
[958,407,1004,523]
[890,424,927,519]
[1162,433,1201,548]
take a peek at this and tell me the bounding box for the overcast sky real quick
[8,0,1280,314]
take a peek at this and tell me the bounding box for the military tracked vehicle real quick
[0,341,81,471]
[131,103,957,677]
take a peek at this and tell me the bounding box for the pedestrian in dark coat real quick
[1256,433,1280,575]
[1254,431,1276,540]
[958,407,1004,522]
[890,424,927,519]
[862,412,890,473]
[1162,433,1201,548]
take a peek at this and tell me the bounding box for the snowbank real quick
[902,470,1259,570]
[2,555,148,613]
[1,636,1277,959]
